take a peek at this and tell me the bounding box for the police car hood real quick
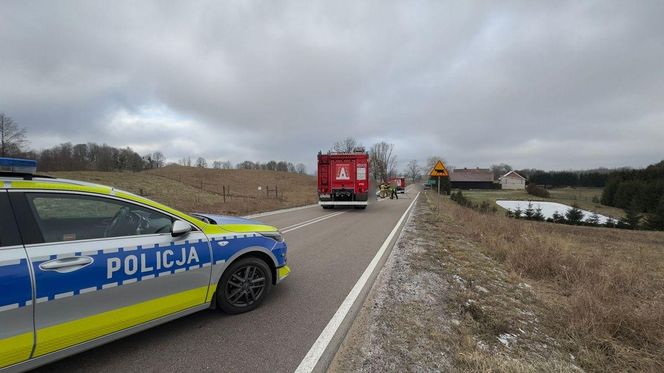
[192,213,261,226]
[191,213,278,233]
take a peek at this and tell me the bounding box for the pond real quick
[495,200,612,224]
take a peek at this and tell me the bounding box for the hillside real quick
[47,165,318,215]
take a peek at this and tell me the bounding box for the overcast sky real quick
[2,1,663,173]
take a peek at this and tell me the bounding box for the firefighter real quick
[379,183,388,199]
[390,183,398,199]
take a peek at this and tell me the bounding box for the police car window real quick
[26,194,175,243]
[0,193,22,248]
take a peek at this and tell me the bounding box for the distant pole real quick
[437,176,441,214]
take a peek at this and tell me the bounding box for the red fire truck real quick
[317,149,369,209]
[390,177,406,193]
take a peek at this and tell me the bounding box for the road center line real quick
[281,211,347,233]
[280,211,346,231]
[294,192,421,373]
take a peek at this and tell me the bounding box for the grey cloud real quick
[1,0,663,172]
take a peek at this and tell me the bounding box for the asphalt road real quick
[35,188,418,373]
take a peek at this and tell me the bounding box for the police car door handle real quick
[40,256,94,272]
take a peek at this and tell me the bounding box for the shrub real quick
[526,183,550,198]
[524,202,535,220]
[513,206,523,219]
[552,211,566,224]
[565,204,585,225]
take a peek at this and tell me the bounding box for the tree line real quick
[517,169,614,187]
[600,160,664,230]
[0,113,308,174]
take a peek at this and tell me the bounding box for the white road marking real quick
[79,287,97,294]
[0,303,19,312]
[294,192,420,373]
[54,291,74,299]
[281,211,345,230]
[281,211,347,233]
[244,204,318,219]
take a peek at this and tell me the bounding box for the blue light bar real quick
[0,157,37,174]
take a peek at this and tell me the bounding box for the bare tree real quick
[179,156,192,167]
[236,161,255,169]
[0,113,28,157]
[152,151,165,168]
[490,163,513,180]
[295,163,306,174]
[405,160,421,182]
[221,161,232,169]
[369,142,397,182]
[196,157,207,168]
[333,137,362,152]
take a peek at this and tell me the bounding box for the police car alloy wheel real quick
[217,257,273,314]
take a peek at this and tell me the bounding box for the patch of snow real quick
[498,333,518,348]
[496,200,613,224]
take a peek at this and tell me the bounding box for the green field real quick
[460,187,625,219]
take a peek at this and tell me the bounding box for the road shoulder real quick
[329,193,580,372]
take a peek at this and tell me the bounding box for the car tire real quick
[217,257,272,314]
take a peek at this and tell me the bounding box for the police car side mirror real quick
[171,220,192,237]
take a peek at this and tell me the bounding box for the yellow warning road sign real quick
[429,160,448,177]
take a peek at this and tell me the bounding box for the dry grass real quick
[430,193,664,372]
[48,166,317,215]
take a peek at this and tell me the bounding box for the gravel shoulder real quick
[329,193,581,372]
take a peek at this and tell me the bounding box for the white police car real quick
[0,158,290,371]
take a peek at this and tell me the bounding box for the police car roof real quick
[0,175,121,197]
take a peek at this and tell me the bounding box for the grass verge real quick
[432,193,664,371]
[332,191,663,372]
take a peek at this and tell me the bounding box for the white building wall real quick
[501,177,525,190]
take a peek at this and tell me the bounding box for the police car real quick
[0,158,290,371]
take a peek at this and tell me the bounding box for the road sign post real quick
[437,176,441,214]
[428,160,449,216]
